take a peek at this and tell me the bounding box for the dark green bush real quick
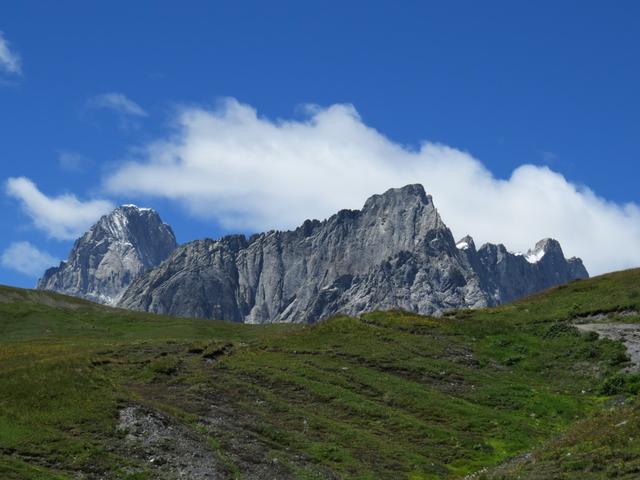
[544,322,578,339]
[585,331,599,342]
[577,344,600,360]
[610,351,630,366]
[600,374,640,395]
[600,375,626,395]
[504,355,525,366]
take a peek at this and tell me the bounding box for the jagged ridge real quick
[115,185,588,322]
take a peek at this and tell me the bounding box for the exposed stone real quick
[37,205,177,305]
[117,185,588,322]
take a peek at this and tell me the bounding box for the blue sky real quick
[1,1,640,287]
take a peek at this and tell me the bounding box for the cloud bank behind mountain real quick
[102,99,640,275]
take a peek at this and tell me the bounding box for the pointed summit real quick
[525,238,562,264]
[363,184,430,211]
[359,184,445,241]
[38,206,177,305]
[520,237,588,280]
[456,235,476,251]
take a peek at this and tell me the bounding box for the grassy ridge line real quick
[0,269,638,479]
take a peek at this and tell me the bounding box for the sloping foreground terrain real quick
[1,269,640,479]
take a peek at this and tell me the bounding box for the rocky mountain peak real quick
[456,235,476,252]
[525,238,562,264]
[362,184,429,210]
[356,184,446,249]
[37,205,177,305]
[115,185,588,323]
[97,204,161,236]
[37,184,588,322]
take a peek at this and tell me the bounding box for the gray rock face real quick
[37,205,177,305]
[459,237,589,305]
[117,185,588,323]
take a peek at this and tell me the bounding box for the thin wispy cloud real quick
[105,98,640,275]
[6,177,113,240]
[1,241,57,277]
[0,31,21,75]
[86,92,148,117]
[58,151,89,172]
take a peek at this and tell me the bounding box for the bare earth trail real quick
[576,320,640,372]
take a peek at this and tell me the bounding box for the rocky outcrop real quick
[116,185,588,323]
[37,205,177,305]
[458,237,588,305]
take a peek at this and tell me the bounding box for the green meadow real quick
[1,269,640,479]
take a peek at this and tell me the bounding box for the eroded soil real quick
[576,323,640,372]
[117,405,229,479]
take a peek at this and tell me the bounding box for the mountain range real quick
[38,184,588,322]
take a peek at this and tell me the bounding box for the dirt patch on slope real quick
[576,323,640,373]
[125,383,340,480]
[573,309,639,323]
[117,405,229,479]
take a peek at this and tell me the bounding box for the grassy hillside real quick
[1,270,639,479]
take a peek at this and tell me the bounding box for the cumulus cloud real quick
[0,31,21,75]
[6,177,114,240]
[105,98,640,275]
[86,92,147,117]
[1,241,58,277]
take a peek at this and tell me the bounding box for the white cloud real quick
[1,242,58,277]
[0,31,21,75]
[87,92,147,117]
[6,177,114,240]
[105,98,640,275]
